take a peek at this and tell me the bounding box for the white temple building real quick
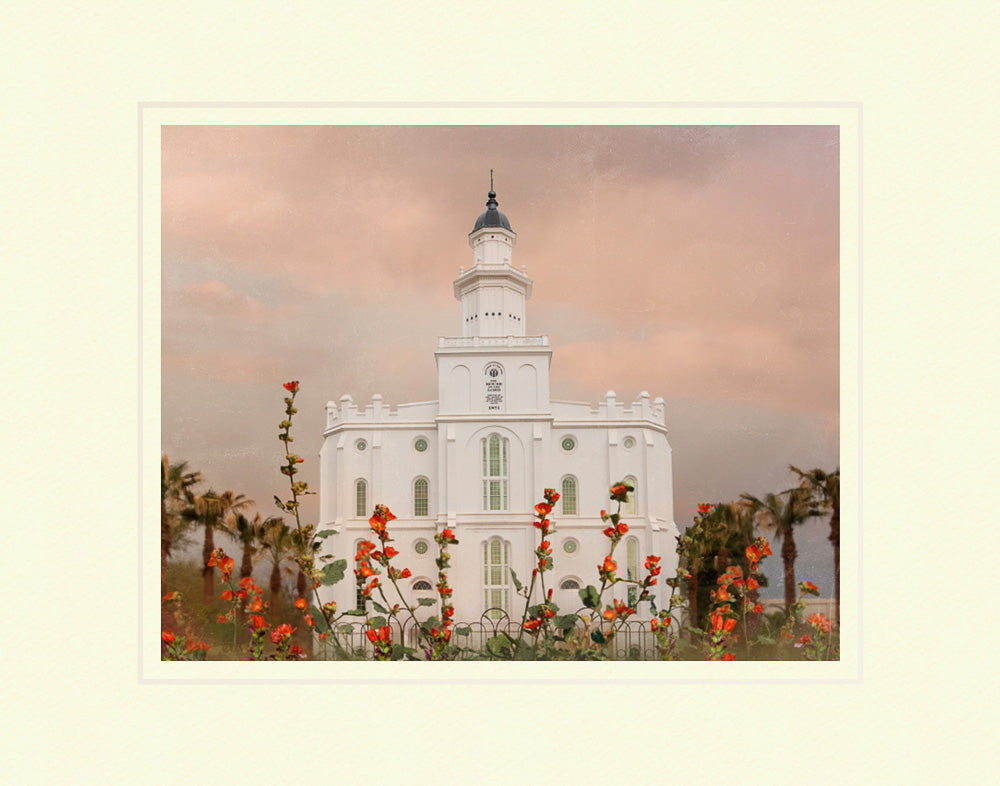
[319,187,679,621]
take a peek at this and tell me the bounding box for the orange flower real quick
[722,651,736,661]
[747,577,760,591]
[724,618,736,633]
[601,556,617,574]
[220,589,234,601]
[603,607,616,621]
[697,503,712,513]
[753,604,764,613]
[250,596,264,612]
[650,619,659,632]
[717,586,730,602]
[220,556,235,576]
[399,568,411,579]
[616,522,629,535]
[283,381,299,392]
[535,502,553,516]
[161,629,175,645]
[746,545,762,564]
[304,614,315,627]
[161,591,178,602]
[602,526,615,538]
[808,613,832,633]
[217,615,227,624]
[294,597,307,610]
[383,546,399,559]
[358,561,375,578]
[251,615,268,630]
[270,623,295,645]
[543,488,560,504]
[523,619,541,632]
[440,528,455,540]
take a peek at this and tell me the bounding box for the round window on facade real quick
[414,539,429,555]
[355,439,367,452]
[563,538,579,555]
[561,436,576,453]
[623,436,636,450]
[414,437,428,453]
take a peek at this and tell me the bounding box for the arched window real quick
[559,578,581,590]
[355,479,367,518]
[561,476,578,516]
[413,477,429,517]
[412,579,433,591]
[482,537,510,620]
[623,475,638,516]
[481,434,509,511]
[626,536,639,607]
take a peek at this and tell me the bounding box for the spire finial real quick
[490,168,494,192]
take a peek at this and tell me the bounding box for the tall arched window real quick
[481,434,509,511]
[355,479,367,518]
[623,475,638,516]
[482,537,510,620]
[626,536,639,608]
[413,477,429,517]
[561,476,578,516]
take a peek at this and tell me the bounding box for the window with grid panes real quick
[355,479,367,518]
[482,538,510,620]
[413,477,429,517]
[561,476,578,515]
[623,476,637,516]
[481,434,508,511]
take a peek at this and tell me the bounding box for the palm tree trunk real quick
[241,546,253,580]
[270,560,281,605]
[161,500,171,592]
[782,529,797,614]
[686,574,699,637]
[829,507,840,626]
[297,569,307,600]
[202,523,215,606]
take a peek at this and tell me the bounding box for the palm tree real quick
[790,466,840,625]
[740,488,814,614]
[289,526,321,600]
[258,519,296,606]
[160,455,202,569]
[222,512,279,580]
[185,489,253,605]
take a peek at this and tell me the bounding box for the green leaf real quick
[319,559,348,586]
[553,614,578,632]
[454,626,472,637]
[368,616,387,629]
[417,597,437,607]
[315,529,337,540]
[649,600,658,616]
[392,644,417,659]
[343,609,367,617]
[579,585,600,609]
[510,568,523,592]
[486,635,513,659]
[372,601,388,615]
[309,605,331,634]
[591,629,606,645]
[273,496,286,510]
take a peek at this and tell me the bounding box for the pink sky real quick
[161,124,840,597]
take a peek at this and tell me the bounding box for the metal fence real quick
[314,608,662,661]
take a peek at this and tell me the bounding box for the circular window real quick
[355,439,367,452]
[414,539,429,555]
[563,538,579,554]
[623,437,635,450]
[414,438,428,453]
[561,436,576,452]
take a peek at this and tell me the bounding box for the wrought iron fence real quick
[314,608,663,661]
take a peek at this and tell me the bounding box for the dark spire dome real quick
[471,173,513,232]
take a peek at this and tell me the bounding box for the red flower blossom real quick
[752,604,764,613]
[366,626,391,644]
[650,619,659,632]
[251,615,268,630]
[616,522,629,535]
[535,502,552,517]
[283,381,299,392]
[747,577,760,591]
[294,597,307,610]
[358,562,375,579]
[523,619,541,632]
[808,613,832,633]
[289,644,304,658]
[602,526,615,538]
[185,639,209,653]
[440,528,455,540]
[603,607,616,621]
[543,488,560,504]
[601,556,617,574]
[161,591,178,602]
[220,589,234,601]
[304,614,315,628]
[722,651,736,661]
[250,596,264,613]
[270,623,295,645]
[161,629,175,645]
[697,503,712,513]
[217,615,227,624]
[383,546,399,559]
[399,568,411,579]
